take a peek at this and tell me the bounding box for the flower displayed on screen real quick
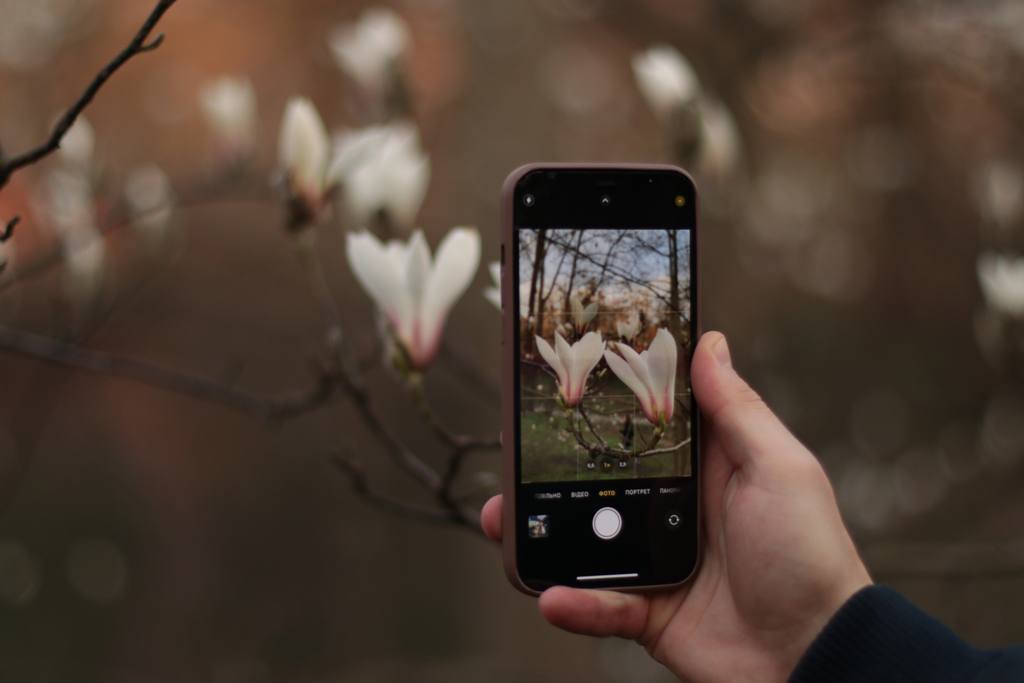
[603,327,677,425]
[570,292,598,333]
[535,331,605,407]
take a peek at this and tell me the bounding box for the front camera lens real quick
[523,194,536,207]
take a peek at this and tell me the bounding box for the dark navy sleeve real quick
[788,585,1024,682]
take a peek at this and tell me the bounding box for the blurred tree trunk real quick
[667,230,682,341]
[526,228,547,350]
[563,232,584,318]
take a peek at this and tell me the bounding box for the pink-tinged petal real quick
[403,230,431,313]
[604,348,659,423]
[346,231,407,326]
[645,328,678,422]
[616,343,657,409]
[536,335,568,394]
[419,227,480,359]
[569,331,605,404]
[553,331,575,402]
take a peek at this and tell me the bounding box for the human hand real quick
[481,331,871,683]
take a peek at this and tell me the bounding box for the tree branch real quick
[0,0,177,189]
[0,324,340,420]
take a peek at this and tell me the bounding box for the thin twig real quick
[330,455,455,524]
[567,404,689,460]
[0,0,177,190]
[0,324,339,420]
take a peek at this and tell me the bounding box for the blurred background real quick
[1,0,1024,680]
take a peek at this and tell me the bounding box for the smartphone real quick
[500,164,701,594]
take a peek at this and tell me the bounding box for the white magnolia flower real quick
[329,122,430,231]
[698,98,740,178]
[347,227,481,369]
[328,7,409,94]
[973,161,1023,230]
[535,331,605,407]
[632,45,699,121]
[604,328,678,425]
[978,252,1024,318]
[200,76,257,158]
[58,116,95,169]
[33,165,105,308]
[278,97,337,217]
[616,314,640,341]
[124,164,174,244]
[484,261,500,309]
[64,234,106,307]
[37,169,95,241]
[570,292,598,332]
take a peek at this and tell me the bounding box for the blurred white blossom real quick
[199,76,258,160]
[63,232,106,309]
[0,0,84,69]
[278,97,339,224]
[328,8,409,95]
[570,292,597,333]
[977,252,1024,318]
[616,313,640,341]
[972,161,1023,231]
[34,168,106,309]
[484,261,501,309]
[632,45,699,121]
[124,164,174,245]
[329,122,430,232]
[697,98,740,178]
[346,227,480,369]
[57,115,95,170]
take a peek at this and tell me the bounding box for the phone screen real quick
[510,168,699,591]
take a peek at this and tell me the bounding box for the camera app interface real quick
[518,227,694,483]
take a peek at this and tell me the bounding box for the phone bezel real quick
[500,163,702,596]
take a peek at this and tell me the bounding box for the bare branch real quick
[0,324,339,420]
[331,455,453,523]
[0,216,17,243]
[0,0,177,190]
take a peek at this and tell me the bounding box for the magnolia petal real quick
[645,328,678,422]
[484,288,501,309]
[582,301,598,326]
[386,146,430,229]
[604,349,658,422]
[632,45,699,120]
[200,76,257,154]
[616,342,657,406]
[569,331,605,404]
[279,97,329,200]
[570,293,584,324]
[536,335,568,391]
[346,231,408,328]
[418,227,480,358]
[403,230,431,309]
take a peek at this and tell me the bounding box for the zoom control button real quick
[592,507,622,540]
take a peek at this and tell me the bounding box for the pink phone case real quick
[499,162,703,596]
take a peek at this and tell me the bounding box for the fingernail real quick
[712,334,732,367]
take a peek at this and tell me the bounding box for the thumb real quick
[690,331,809,471]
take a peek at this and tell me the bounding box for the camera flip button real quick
[592,507,622,540]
